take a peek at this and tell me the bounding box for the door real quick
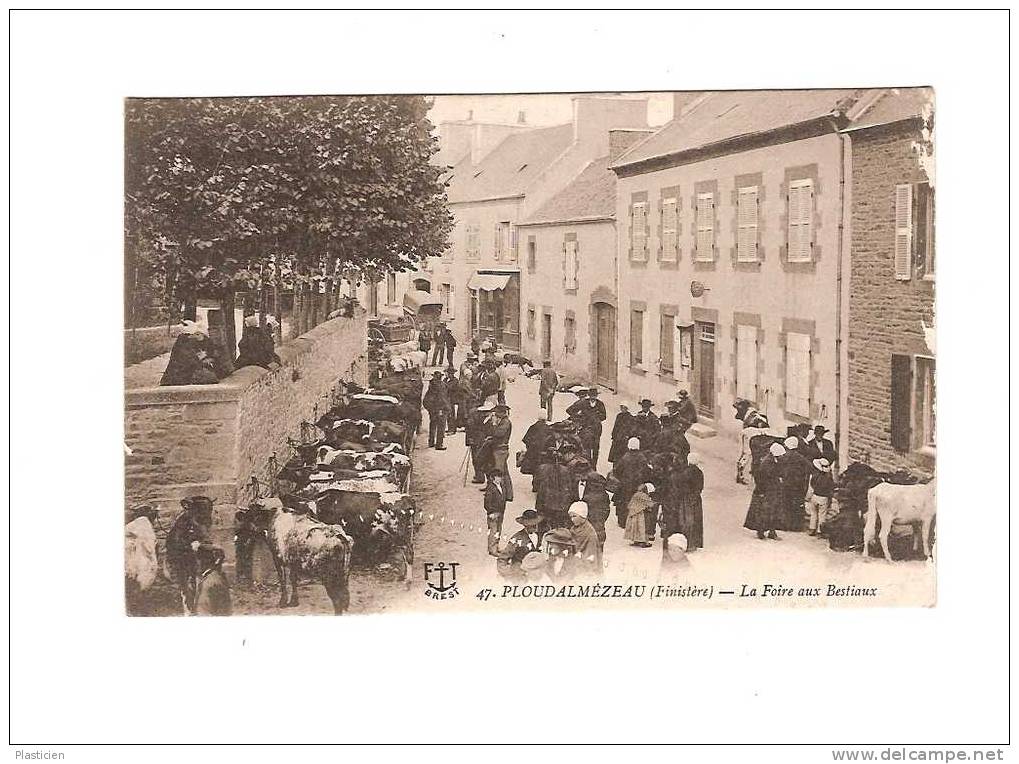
[541,313,552,360]
[593,303,616,388]
[696,321,715,417]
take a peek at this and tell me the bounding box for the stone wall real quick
[846,121,935,476]
[124,310,369,519]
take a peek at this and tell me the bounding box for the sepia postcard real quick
[123,88,936,616]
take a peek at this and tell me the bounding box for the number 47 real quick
[475,588,493,601]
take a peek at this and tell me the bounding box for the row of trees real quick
[125,95,454,342]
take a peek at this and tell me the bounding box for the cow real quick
[164,496,214,614]
[235,499,353,614]
[125,505,160,615]
[863,479,937,562]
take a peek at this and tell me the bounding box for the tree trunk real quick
[310,281,320,329]
[274,282,283,343]
[293,284,304,338]
[221,289,237,364]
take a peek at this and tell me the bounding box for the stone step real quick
[688,422,718,439]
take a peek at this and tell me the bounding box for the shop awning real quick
[467,273,512,292]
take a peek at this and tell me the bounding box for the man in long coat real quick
[422,371,450,450]
[478,404,513,500]
[607,403,636,465]
[612,437,652,529]
[465,403,493,484]
[655,401,691,465]
[632,399,661,452]
[675,389,699,428]
[779,436,812,531]
[572,461,611,550]
[566,387,607,468]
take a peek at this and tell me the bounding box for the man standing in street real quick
[567,387,607,468]
[422,370,449,450]
[465,403,492,484]
[483,469,508,555]
[656,400,691,465]
[675,389,698,429]
[633,398,660,452]
[430,323,446,367]
[538,359,559,421]
[443,325,457,368]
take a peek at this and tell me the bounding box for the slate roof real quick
[843,87,933,131]
[522,156,616,224]
[612,89,868,168]
[445,123,574,203]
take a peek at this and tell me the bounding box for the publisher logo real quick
[423,562,460,600]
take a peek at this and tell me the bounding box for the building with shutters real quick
[843,89,935,476]
[609,89,931,460]
[514,129,652,385]
[419,97,648,349]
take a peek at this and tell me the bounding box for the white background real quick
[5,8,1013,758]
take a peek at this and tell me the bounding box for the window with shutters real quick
[787,179,814,263]
[631,202,648,262]
[737,186,760,262]
[695,192,715,261]
[914,356,936,449]
[661,197,678,262]
[785,331,811,416]
[564,315,576,354]
[919,183,935,278]
[630,309,644,367]
[527,239,537,273]
[527,307,536,339]
[466,224,481,262]
[894,184,913,279]
[563,238,579,290]
[736,324,759,401]
[659,313,675,373]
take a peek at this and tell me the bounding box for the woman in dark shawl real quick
[744,442,785,540]
[675,452,704,550]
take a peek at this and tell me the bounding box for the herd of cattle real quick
[125,340,427,616]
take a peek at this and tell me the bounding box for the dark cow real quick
[164,496,214,614]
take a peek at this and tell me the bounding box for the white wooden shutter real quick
[788,180,813,262]
[696,192,714,261]
[737,324,758,400]
[632,203,647,261]
[785,331,811,416]
[572,240,580,288]
[564,240,579,290]
[737,186,759,262]
[895,184,913,280]
[662,198,678,261]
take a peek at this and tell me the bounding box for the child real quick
[624,483,657,548]
[484,470,508,556]
[194,544,232,616]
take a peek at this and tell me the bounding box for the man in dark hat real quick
[608,402,636,464]
[566,387,607,468]
[422,370,450,450]
[430,322,446,367]
[465,403,494,484]
[675,389,698,429]
[479,404,513,496]
[633,398,661,452]
[496,508,544,578]
[656,400,691,464]
[538,359,560,421]
[806,424,837,466]
[483,469,508,555]
[571,459,611,551]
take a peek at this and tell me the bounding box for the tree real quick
[124,95,453,330]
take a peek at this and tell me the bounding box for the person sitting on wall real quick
[235,314,281,370]
[160,320,222,386]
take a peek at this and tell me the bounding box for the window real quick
[788,179,814,262]
[527,239,537,272]
[659,313,675,373]
[564,315,576,354]
[661,197,678,261]
[563,238,579,290]
[466,224,481,262]
[527,307,536,339]
[629,308,644,367]
[737,186,759,262]
[736,324,758,401]
[695,192,715,261]
[440,283,454,318]
[785,331,811,416]
[631,201,648,262]
[386,273,396,305]
[891,354,936,452]
[896,182,936,280]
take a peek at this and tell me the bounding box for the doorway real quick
[541,312,552,360]
[593,302,616,388]
[695,321,715,417]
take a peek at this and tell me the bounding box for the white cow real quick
[863,479,937,562]
[125,515,159,614]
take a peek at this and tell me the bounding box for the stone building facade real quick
[843,92,935,475]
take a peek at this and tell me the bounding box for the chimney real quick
[572,97,649,155]
[517,110,527,124]
[672,91,705,120]
[609,129,653,162]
